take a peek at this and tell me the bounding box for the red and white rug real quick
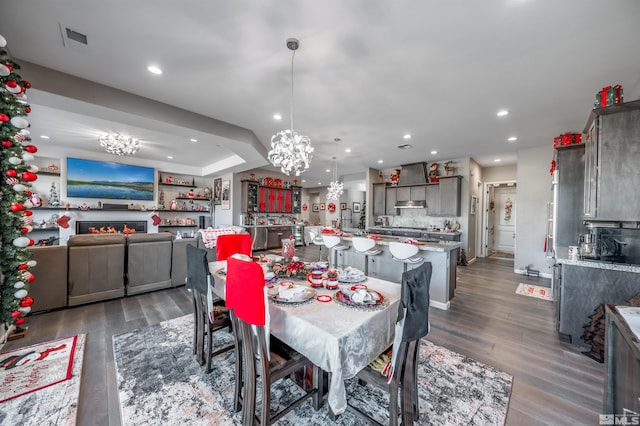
[0,334,85,424]
[516,283,553,301]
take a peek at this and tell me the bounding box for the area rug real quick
[113,315,512,425]
[516,283,553,301]
[0,334,86,424]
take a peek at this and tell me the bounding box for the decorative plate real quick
[269,287,317,306]
[335,289,389,311]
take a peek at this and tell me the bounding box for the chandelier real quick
[268,38,313,176]
[327,149,343,201]
[99,134,140,156]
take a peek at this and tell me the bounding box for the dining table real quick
[209,259,401,415]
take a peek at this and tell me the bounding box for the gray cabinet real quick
[385,187,397,215]
[583,101,640,221]
[438,176,461,216]
[604,305,640,417]
[426,184,440,216]
[372,183,386,217]
[396,186,411,202]
[410,185,425,201]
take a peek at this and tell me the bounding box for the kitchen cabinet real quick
[266,226,293,249]
[372,183,387,216]
[426,184,440,216]
[410,185,425,201]
[385,187,397,215]
[583,101,640,220]
[438,176,461,216]
[396,187,411,202]
[241,180,300,214]
[604,305,640,417]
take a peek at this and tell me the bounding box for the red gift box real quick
[560,134,573,146]
[553,136,559,148]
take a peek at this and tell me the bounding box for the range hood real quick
[397,162,428,186]
[394,200,427,209]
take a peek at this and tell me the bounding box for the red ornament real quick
[14,317,25,326]
[2,63,13,73]
[18,264,28,271]
[0,113,9,122]
[21,227,29,234]
[6,169,17,177]
[23,210,33,217]
[25,191,32,196]
[25,106,31,113]
[24,145,38,153]
[11,310,21,318]
[1,140,12,147]
[22,80,31,88]
[10,203,24,212]
[28,239,34,247]
[5,80,17,88]
[21,171,37,182]
[20,296,34,307]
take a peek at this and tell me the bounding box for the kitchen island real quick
[337,233,461,310]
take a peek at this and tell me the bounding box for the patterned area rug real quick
[0,334,86,424]
[516,283,554,301]
[113,315,512,425]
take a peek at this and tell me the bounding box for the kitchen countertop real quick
[556,246,640,274]
[368,227,462,235]
[243,224,296,228]
[341,234,462,252]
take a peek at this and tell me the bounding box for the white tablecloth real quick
[210,260,401,414]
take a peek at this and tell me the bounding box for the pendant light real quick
[268,38,313,176]
[327,138,343,201]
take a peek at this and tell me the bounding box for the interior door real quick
[493,187,516,254]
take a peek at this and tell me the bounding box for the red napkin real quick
[226,257,267,326]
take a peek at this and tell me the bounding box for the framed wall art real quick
[319,203,325,211]
[340,202,347,211]
[312,203,319,212]
[221,179,230,210]
[213,178,222,205]
[353,202,362,213]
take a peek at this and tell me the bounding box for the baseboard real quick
[514,268,552,279]
[430,300,450,310]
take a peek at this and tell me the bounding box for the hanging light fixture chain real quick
[290,48,296,131]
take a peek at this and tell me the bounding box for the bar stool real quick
[307,230,324,261]
[351,237,382,276]
[322,235,350,270]
[389,242,424,274]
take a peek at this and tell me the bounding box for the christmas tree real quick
[0,34,38,331]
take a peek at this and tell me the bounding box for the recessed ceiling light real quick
[508,136,518,142]
[317,182,322,185]
[190,138,198,143]
[377,160,383,164]
[431,150,438,155]
[40,135,50,139]
[494,158,501,162]
[325,169,331,173]
[167,155,174,159]
[302,179,306,183]
[345,148,351,153]
[273,113,282,120]
[497,110,509,117]
[147,65,163,75]
[403,134,411,139]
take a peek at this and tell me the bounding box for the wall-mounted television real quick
[66,157,155,200]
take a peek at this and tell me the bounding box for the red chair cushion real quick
[216,234,252,261]
[226,257,266,326]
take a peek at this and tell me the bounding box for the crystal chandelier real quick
[99,134,140,156]
[327,155,343,201]
[268,38,313,176]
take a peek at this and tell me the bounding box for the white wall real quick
[515,145,554,277]
[482,165,517,182]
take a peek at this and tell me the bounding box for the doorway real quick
[483,182,517,259]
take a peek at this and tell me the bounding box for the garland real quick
[0,34,38,329]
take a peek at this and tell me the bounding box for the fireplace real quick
[76,221,147,235]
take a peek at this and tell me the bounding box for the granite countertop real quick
[243,224,295,228]
[556,246,640,274]
[341,235,462,252]
[368,227,462,235]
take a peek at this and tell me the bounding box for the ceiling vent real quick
[396,143,413,149]
[60,24,88,46]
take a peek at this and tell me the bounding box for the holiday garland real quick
[0,34,38,328]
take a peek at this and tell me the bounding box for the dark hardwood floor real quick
[3,249,604,425]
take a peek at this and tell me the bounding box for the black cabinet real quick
[241,181,259,213]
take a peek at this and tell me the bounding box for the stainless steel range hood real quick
[397,162,428,186]
[394,200,427,209]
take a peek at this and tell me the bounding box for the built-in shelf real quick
[29,227,59,231]
[175,197,211,201]
[158,224,197,228]
[158,182,196,188]
[37,171,61,176]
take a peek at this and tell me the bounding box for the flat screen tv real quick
[66,157,155,200]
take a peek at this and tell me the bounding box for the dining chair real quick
[389,242,424,273]
[322,234,350,270]
[348,261,432,426]
[351,236,382,276]
[226,257,321,425]
[215,233,253,261]
[186,244,234,373]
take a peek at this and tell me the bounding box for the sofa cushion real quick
[68,234,127,247]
